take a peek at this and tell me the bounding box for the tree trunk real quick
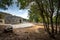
[35,0,47,31]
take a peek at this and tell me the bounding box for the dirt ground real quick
[0,25,54,40]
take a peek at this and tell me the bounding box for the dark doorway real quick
[20,20,21,23]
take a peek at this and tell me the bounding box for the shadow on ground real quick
[0,25,56,40]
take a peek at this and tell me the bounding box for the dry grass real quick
[0,25,53,40]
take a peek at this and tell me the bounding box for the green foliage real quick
[18,0,33,9]
[0,0,13,9]
[19,0,60,38]
[28,4,42,23]
[53,14,60,24]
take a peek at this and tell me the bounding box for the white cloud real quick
[0,9,29,19]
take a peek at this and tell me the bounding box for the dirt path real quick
[12,23,35,28]
[0,25,53,40]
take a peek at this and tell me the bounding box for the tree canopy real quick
[28,4,42,23]
[18,0,60,38]
[0,0,12,9]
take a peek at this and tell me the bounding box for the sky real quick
[0,0,29,19]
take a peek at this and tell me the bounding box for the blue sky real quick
[0,0,29,19]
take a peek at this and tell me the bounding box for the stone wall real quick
[0,12,28,24]
[4,14,27,24]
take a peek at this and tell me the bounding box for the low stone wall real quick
[0,12,28,24]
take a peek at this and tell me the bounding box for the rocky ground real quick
[0,24,54,40]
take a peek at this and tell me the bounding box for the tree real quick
[0,0,13,9]
[18,0,60,39]
[28,4,42,23]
